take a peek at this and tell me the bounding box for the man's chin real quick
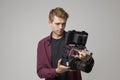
[58,31,64,35]
[57,33,63,36]
[53,31,64,37]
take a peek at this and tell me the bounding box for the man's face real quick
[49,16,67,38]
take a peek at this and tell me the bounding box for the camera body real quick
[61,54,85,70]
[61,30,89,70]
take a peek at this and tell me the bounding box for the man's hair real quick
[49,7,69,22]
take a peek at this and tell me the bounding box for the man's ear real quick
[48,20,52,26]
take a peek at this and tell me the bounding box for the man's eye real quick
[63,23,66,26]
[56,23,60,25]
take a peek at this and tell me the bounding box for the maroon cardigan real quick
[37,33,94,80]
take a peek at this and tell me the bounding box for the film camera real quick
[61,30,92,70]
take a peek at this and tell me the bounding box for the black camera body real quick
[61,30,89,70]
[61,54,85,70]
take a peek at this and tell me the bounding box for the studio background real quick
[0,0,120,80]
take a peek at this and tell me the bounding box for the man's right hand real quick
[56,59,70,74]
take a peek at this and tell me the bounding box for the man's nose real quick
[59,24,64,29]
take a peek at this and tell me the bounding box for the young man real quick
[37,7,94,80]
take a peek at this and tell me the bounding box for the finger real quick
[75,54,79,57]
[82,52,87,57]
[78,50,82,55]
[81,50,87,56]
[62,65,69,69]
[62,65,70,70]
[80,53,86,59]
[57,59,62,66]
[79,54,84,58]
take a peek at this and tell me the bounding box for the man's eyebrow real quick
[55,22,66,24]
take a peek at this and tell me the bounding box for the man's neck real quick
[52,35,63,39]
[52,33,64,39]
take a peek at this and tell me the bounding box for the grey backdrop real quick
[0,0,120,80]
